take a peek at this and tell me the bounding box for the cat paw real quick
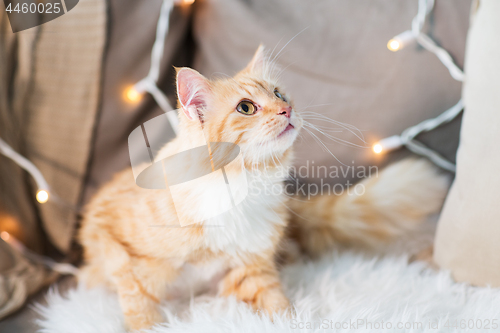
[124,308,164,332]
[255,287,290,319]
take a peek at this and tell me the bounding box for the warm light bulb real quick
[36,190,49,203]
[372,135,403,154]
[0,231,10,241]
[387,31,415,52]
[124,86,142,103]
[387,39,400,52]
[373,143,383,154]
[181,0,195,4]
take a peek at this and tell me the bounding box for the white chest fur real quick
[201,170,287,259]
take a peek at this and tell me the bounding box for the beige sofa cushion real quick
[434,0,500,287]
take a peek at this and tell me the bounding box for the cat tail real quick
[286,158,450,257]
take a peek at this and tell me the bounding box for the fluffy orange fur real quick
[78,46,449,331]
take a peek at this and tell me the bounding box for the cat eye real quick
[274,89,286,102]
[236,101,256,115]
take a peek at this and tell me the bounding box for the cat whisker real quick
[300,111,363,133]
[267,37,286,77]
[299,103,335,109]
[274,61,298,82]
[301,127,347,166]
[300,113,366,142]
[303,122,368,149]
[265,27,309,80]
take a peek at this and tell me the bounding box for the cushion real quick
[434,0,500,287]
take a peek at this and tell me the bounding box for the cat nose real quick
[278,106,292,118]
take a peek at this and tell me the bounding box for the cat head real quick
[175,45,302,167]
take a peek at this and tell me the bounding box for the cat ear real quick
[244,44,266,73]
[176,67,211,121]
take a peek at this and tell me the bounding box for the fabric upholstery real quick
[24,0,107,251]
[434,0,500,287]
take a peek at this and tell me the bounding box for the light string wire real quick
[0,231,79,275]
[131,0,180,134]
[0,137,50,203]
[378,0,465,172]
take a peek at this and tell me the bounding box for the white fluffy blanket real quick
[35,221,500,333]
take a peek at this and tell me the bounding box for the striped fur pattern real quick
[78,46,449,331]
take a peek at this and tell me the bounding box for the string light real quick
[0,231,10,242]
[124,86,143,103]
[373,135,403,154]
[387,39,400,52]
[124,0,195,134]
[0,230,78,275]
[385,0,464,80]
[387,31,416,52]
[36,190,50,203]
[0,0,197,275]
[376,0,464,172]
[372,144,383,154]
[0,137,51,203]
[373,100,463,172]
[0,231,21,250]
[0,0,195,207]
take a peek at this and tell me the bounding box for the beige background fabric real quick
[24,0,106,251]
[0,5,55,321]
[193,0,471,185]
[434,0,500,287]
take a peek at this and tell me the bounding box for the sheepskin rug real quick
[35,220,500,333]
